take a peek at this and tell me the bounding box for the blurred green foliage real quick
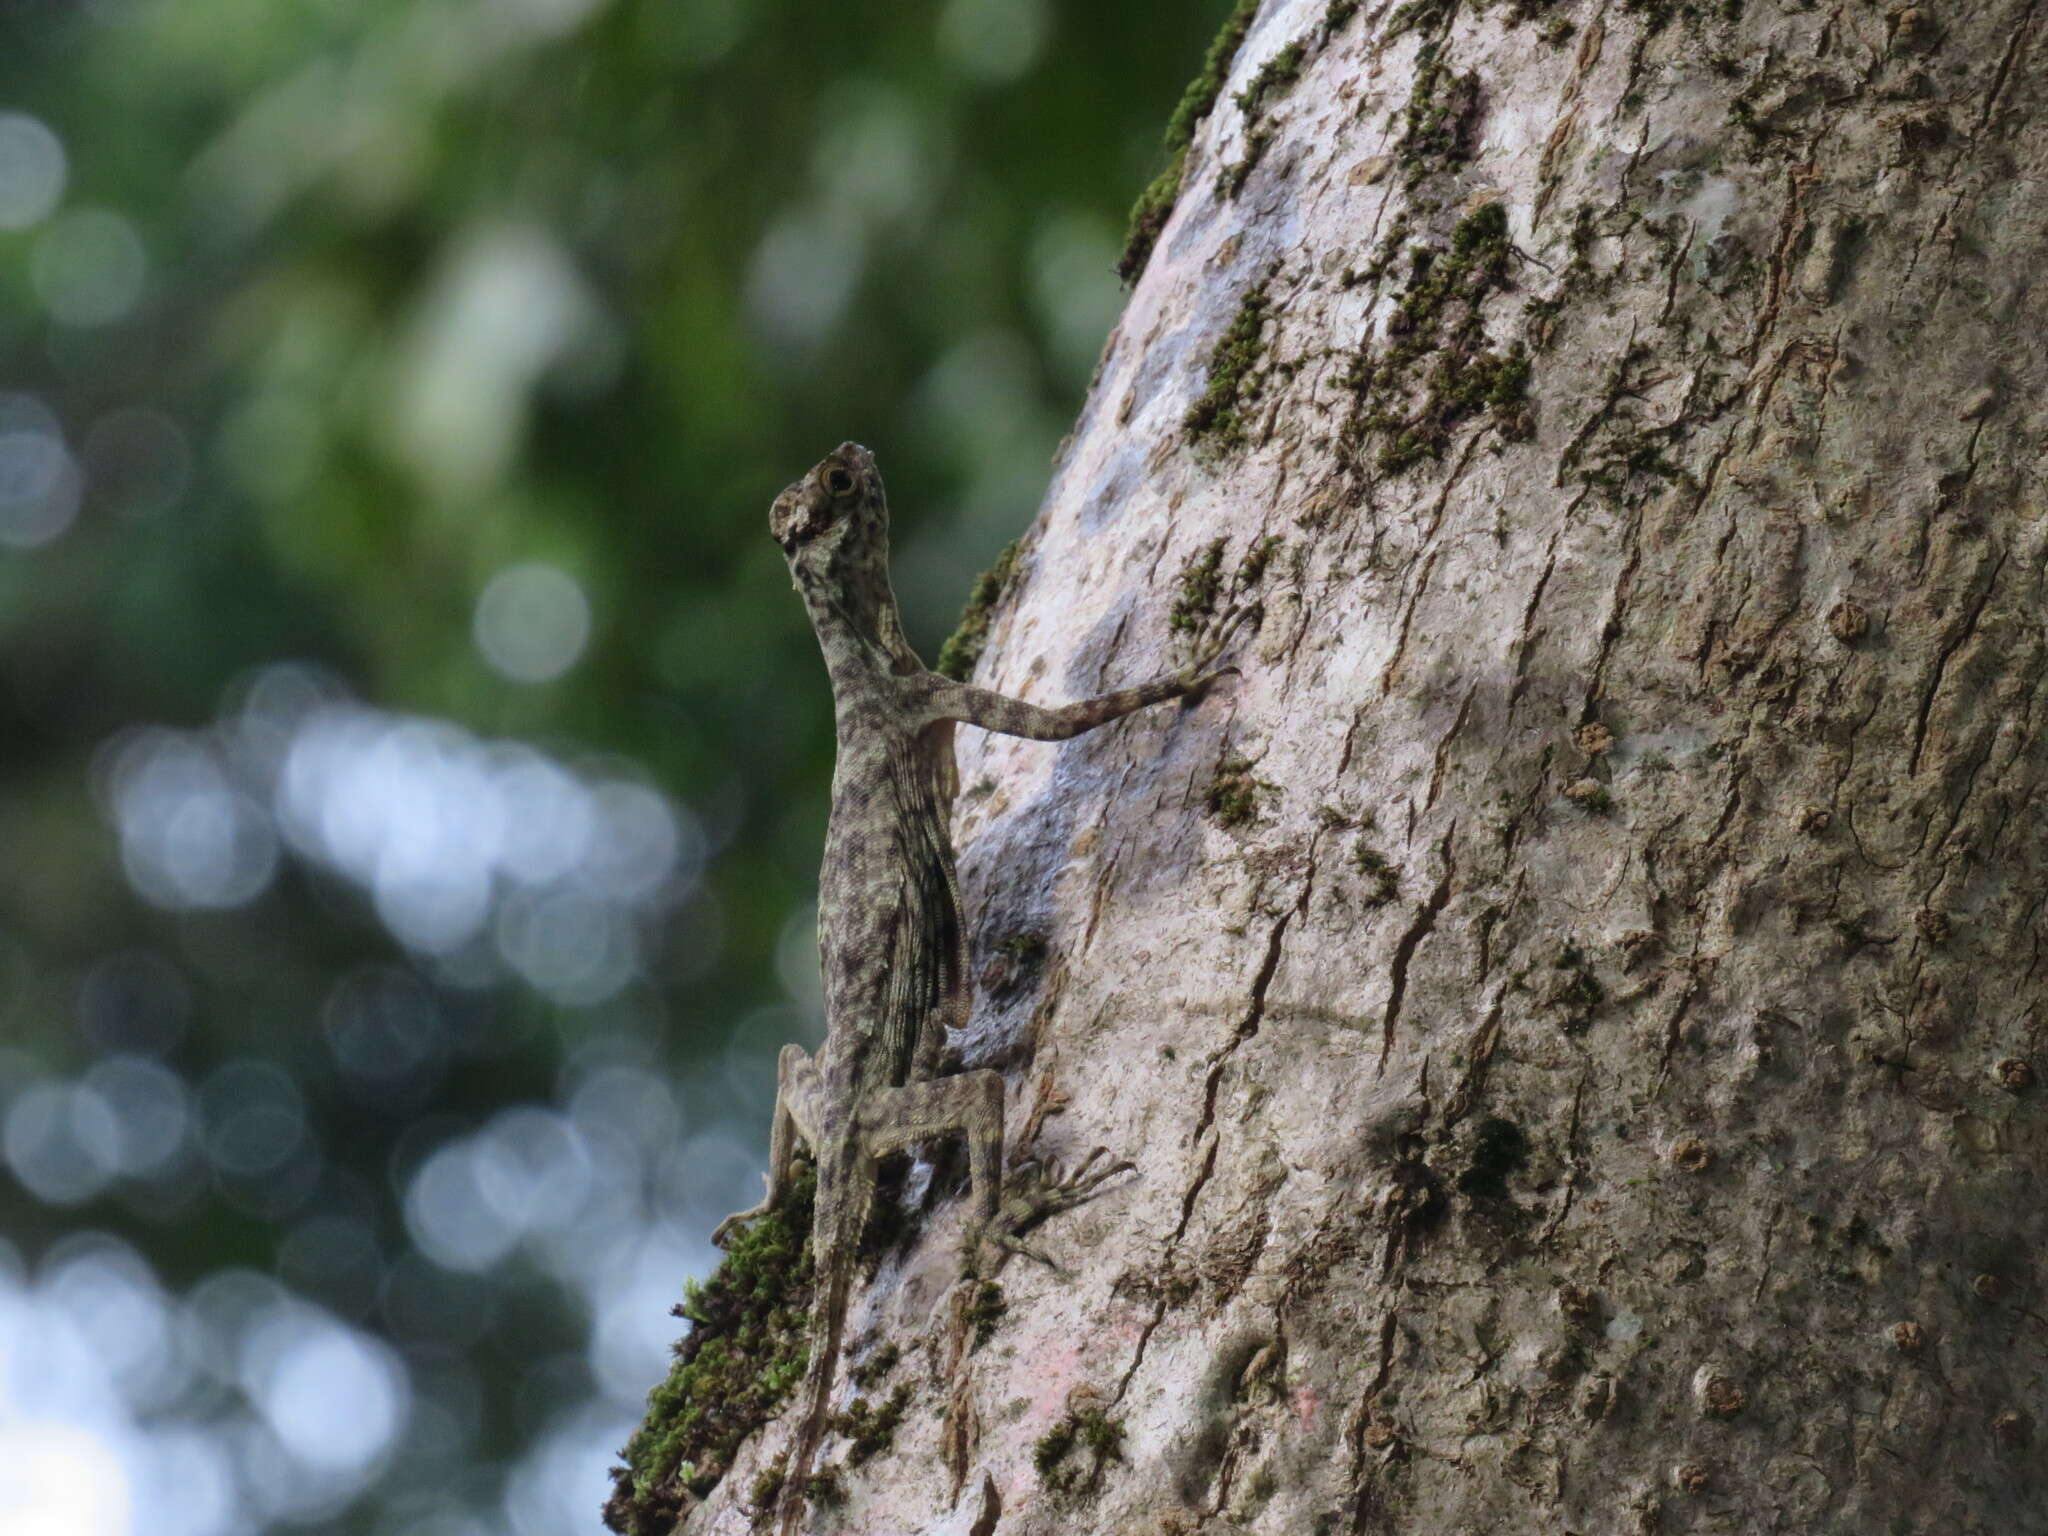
[0,0,1232,1529]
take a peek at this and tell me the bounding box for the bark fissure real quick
[1377,830,1455,1075]
[1378,546,1442,697]
[1906,548,2006,777]
[1424,681,1479,814]
[1507,526,1564,711]
[1972,0,2040,137]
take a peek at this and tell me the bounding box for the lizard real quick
[712,442,1243,1535]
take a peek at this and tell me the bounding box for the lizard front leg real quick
[914,670,1220,741]
[910,606,1253,741]
[712,1043,822,1246]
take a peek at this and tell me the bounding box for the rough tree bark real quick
[634,0,2048,1530]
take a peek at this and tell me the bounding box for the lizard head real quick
[771,441,884,559]
[771,443,917,664]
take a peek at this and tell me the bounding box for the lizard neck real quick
[794,543,921,691]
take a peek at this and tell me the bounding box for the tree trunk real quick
[653,0,2048,1529]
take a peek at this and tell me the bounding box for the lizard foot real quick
[1180,602,1262,698]
[711,1173,774,1248]
[972,1148,1135,1274]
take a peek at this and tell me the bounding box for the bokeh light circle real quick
[472,562,591,683]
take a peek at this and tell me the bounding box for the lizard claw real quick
[711,1172,775,1248]
[992,1232,1068,1273]
[972,1148,1136,1274]
[1182,603,1261,693]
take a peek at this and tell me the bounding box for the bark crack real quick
[1378,828,1456,1076]
[1508,527,1565,711]
[1908,549,2005,777]
[1112,845,1319,1407]
[1379,546,1442,698]
[1424,683,1479,814]
[1344,1311,1403,1535]
[1972,0,2040,137]
[1745,149,1822,365]
[1534,1074,1587,1249]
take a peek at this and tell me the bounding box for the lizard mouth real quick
[769,489,808,550]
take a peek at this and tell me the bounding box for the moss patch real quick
[605,1166,817,1536]
[1236,534,1282,589]
[1184,282,1275,451]
[831,1382,914,1469]
[1171,534,1279,639]
[1396,43,1482,188]
[1220,37,1311,195]
[1220,125,1276,197]
[747,1454,788,1520]
[1170,539,1227,634]
[1235,39,1306,117]
[1206,756,1274,829]
[1119,0,1262,281]
[849,1342,901,1393]
[1341,201,1534,476]
[800,1466,845,1508]
[1384,0,1458,40]
[1354,844,1400,906]
[965,1279,1008,1349]
[935,540,1021,681]
[1034,1405,1127,1494]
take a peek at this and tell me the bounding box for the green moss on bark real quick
[830,1382,913,1469]
[1184,282,1275,450]
[1034,1405,1127,1494]
[1396,43,1483,188]
[1235,533,1281,588]
[1170,539,1228,634]
[1354,843,1400,905]
[935,540,1021,681]
[604,1167,817,1536]
[1206,756,1274,828]
[1234,39,1306,117]
[1119,0,1262,282]
[965,1279,1008,1349]
[1340,202,1536,476]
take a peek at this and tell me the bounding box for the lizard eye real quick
[823,466,857,497]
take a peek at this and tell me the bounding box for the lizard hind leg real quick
[856,1067,1007,1230]
[713,1043,820,1247]
[854,1073,1135,1269]
[984,1146,1137,1272]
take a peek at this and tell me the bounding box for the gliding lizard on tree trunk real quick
[715,442,1243,1534]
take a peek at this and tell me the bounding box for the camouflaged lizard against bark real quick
[715,442,1241,1534]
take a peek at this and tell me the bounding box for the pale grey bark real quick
[690,0,2048,1529]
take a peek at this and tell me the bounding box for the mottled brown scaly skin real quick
[719,442,1236,1533]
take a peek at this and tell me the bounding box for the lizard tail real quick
[776,1161,868,1536]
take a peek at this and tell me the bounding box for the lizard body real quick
[718,443,1234,1535]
